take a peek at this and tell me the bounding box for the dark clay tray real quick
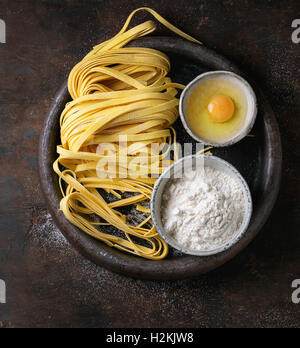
[39,37,282,280]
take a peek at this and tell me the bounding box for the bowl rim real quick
[179,70,258,147]
[150,154,253,256]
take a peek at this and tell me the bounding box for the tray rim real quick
[38,36,282,280]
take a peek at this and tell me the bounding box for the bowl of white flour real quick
[151,155,253,256]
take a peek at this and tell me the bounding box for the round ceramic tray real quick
[39,37,282,280]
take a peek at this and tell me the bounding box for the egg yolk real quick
[207,95,235,123]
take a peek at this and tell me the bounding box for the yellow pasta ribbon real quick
[54,8,201,260]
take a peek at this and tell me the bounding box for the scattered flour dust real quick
[161,166,246,251]
[30,210,70,253]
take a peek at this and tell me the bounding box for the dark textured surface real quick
[0,0,299,327]
[39,37,281,280]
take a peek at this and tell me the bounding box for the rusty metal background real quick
[0,0,299,328]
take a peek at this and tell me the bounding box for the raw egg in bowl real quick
[179,71,257,146]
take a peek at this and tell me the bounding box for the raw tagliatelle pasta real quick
[53,8,203,260]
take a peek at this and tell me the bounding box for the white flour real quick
[30,211,70,252]
[161,166,245,251]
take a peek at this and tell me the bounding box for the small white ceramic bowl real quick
[179,71,258,147]
[151,155,253,256]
